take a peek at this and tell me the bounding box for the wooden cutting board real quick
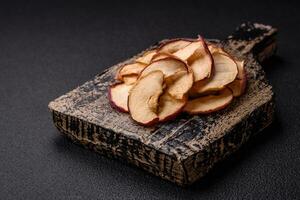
[48,22,277,186]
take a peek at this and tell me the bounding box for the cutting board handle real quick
[225,22,278,62]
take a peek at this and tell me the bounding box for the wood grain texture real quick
[48,22,277,186]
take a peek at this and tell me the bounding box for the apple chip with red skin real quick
[184,88,233,114]
[128,71,164,126]
[173,40,201,61]
[135,50,157,65]
[158,39,192,54]
[227,60,247,97]
[151,52,173,62]
[140,57,188,78]
[109,83,133,113]
[110,36,248,126]
[122,75,138,85]
[158,93,187,122]
[116,62,146,81]
[227,78,246,97]
[165,70,193,100]
[208,44,229,56]
[141,56,193,100]
[172,37,213,82]
[190,53,238,94]
[187,37,213,82]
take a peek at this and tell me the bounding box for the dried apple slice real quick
[208,44,245,79]
[184,88,233,114]
[165,70,193,99]
[135,50,157,65]
[108,83,133,112]
[189,57,212,81]
[228,61,247,97]
[140,57,188,78]
[236,60,246,80]
[227,78,246,97]
[151,52,173,62]
[172,37,213,82]
[128,70,164,126]
[209,45,245,78]
[188,37,213,81]
[117,62,146,80]
[173,40,202,61]
[208,44,229,56]
[190,53,238,94]
[158,93,186,122]
[123,75,138,85]
[158,39,192,54]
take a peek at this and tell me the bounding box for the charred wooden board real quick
[48,22,277,186]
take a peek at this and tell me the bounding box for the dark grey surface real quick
[0,1,299,199]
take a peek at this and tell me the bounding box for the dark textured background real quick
[0,0,299,199]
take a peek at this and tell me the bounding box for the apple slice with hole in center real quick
[157,39,192,54]
[135,50,157,65]
[108,83,133,112]
[158,93,187,122]
[140,57,188,79]
[128,70,164,126]
[190,53,238,94]
[184,88,233,114]
[165,70,193,99]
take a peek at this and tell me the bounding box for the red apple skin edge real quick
[126,81,160,126]
[139,56,190,77]
[234,63,248,96]
[133,117,160,127]
[152,55,189,66]
[210,45,243,83]
[115,67,123,81]
[114,63,142,81]
[205,47,241,88]
[197,35,214,79]
[108,83,129,113]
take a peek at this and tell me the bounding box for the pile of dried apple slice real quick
[109,37,247,126]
